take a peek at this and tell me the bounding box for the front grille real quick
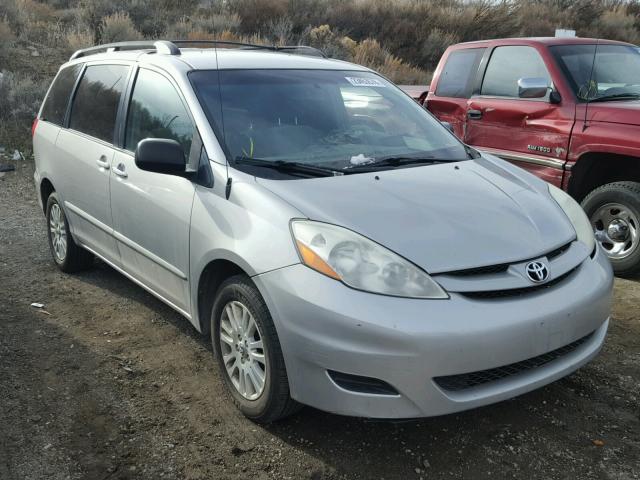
[434,331,594,392]
[460,267,577,300]
[327,370,398,395]
[447,263,509,277]
[446,242,572,278]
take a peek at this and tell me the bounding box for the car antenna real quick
[583,38,599,132]
[210,39,233,199]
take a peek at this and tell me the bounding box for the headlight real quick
[548,184,595,252]
[290,220,448,299]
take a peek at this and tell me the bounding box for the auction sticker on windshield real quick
[345,77,386,87]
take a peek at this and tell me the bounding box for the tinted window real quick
[125,69,194,153]
[435,48,485,98]
[481,46,550,98]
[69,64,129,142]
[40,64,82,126]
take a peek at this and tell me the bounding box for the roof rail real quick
[69,39,326,61]
[171,40,327,58]
[69,40,179,61]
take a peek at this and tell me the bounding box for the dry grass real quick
[2,0,640,152]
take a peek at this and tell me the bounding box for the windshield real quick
[190,69,468,176]
[550,44,640,101]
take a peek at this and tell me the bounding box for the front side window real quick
[481,46,551,98]
[435,48,485,98]
[125,69,194,153]
[40,64,82,126]
[190,69,468,176]
[69,64,129,143]
[550,44,640,101]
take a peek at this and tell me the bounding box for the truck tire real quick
[210,274,301,423]
[581,181,640,277]
[46,192,94,272]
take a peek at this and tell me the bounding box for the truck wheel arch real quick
[568,152,640,202]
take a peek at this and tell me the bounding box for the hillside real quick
[2,0,640,154]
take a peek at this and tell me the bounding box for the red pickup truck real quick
[417,37,640,276]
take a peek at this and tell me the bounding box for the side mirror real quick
[517,77,550,99]
[135,138,186,174]
[440,121,454,133]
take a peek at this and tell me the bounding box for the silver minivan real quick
[34,41,613,422]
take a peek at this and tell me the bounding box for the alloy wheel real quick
[49,203,68,262]
[219,301,267,400]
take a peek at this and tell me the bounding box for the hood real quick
[588,101,640,126]
[256,156,576,273]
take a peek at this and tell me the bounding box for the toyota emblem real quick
[525,261,549,283]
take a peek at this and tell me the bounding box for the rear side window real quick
[481,46,550,98]
[69,64,129,143]
[40,64,82,126]
[125,69,194,153]
[435,48,485,98]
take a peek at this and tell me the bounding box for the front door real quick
[464,45,575,187]
[110,67,197,315]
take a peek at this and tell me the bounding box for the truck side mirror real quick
[517,77,550,99]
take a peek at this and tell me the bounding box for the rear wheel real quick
[581,181,640,277]
[210,275,300,423]
[46,192,93,272]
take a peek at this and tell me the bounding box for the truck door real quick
[465,45,574,187]
[426,47,486,139]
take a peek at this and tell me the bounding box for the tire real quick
[210,275,300,423]
[581,181,640,277]
[45,192,94,272]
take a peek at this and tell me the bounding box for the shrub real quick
[100,12,142,43]
[0,17,16,48]
[66,28,94,52]
[594,6,640,44]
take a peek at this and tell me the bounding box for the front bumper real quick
[253,246,613,418]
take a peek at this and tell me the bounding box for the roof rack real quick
[69,39,326,61]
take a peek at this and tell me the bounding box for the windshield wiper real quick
[589,93,640,103]
[234,156,344,177]
[343,155,449,172]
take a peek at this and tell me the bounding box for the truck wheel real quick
[581,181,640,277]
[46,192,94,272]
[210,275,301,423]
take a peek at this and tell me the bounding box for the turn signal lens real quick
[295,240,340,280]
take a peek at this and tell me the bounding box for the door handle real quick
[467,109,483,120]
[96,156,110,169]
[113,163,128,178]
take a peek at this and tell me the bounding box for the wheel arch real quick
[195,257,250,336]
[568,152,640,202]
[40,177,55,213]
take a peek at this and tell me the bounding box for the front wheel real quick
[210,275,300,423]
[581,181,640,277]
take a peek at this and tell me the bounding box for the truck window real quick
[435,48,485,98]
[69,64,129,143]
[550,44,640,101]
[40,64,82,126]
[481,46,550,98]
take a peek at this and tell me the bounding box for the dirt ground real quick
[1,160,639,480]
